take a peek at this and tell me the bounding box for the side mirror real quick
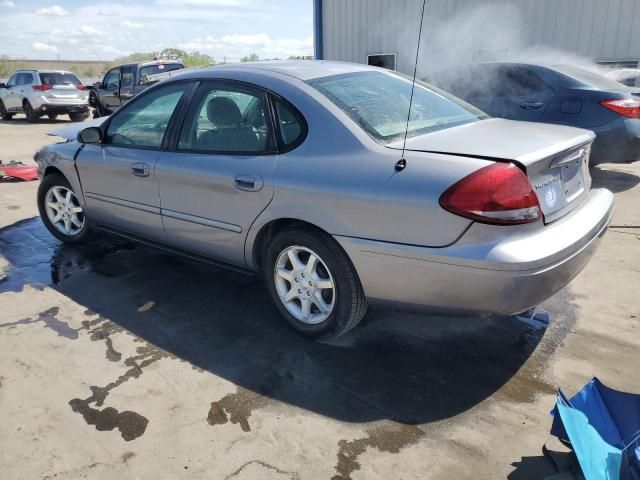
[93,81,102,89]
[77,127,103,144]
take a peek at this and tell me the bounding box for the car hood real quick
[387,118,595,166]
[48,116,109,141]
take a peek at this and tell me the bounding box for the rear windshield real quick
[553,65,626,90]
[307,71,486,144]
[39,72,82,86]
[139,63,183,79]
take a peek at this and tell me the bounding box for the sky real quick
[0,0,314,62]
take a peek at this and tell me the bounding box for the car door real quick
[155,80,278,266]
[76,81,192,240]
[3,73,19,109]
[100,67,122,109]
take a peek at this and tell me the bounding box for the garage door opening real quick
[367,53,397,71]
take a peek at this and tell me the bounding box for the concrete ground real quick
[1,114,639,479]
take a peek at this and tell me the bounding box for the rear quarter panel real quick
[236,70,487,267]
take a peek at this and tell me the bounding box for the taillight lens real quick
[76,85,86,91]
[439,163,541,225]
[600,99,640,118]
[32,85,53,91]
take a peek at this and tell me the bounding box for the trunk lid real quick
[389,118,595,223]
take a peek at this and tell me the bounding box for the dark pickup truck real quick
[89,60,184,117]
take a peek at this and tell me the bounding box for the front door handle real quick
[233,174,263,192]
[520,102,544,110]
[131,162,150,177]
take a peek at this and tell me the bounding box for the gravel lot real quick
[1,113,639,479]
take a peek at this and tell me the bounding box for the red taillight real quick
[439,163,541,225]
[32,85,53,91]
[600,99,640,119]
[76,85,86,91]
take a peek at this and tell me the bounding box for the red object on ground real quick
[0,163,39,181]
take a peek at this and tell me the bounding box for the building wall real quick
[320,0,640,74]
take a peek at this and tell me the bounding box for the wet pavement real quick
[1,125,639,478]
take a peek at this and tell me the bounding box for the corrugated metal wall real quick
[321,0,640,73]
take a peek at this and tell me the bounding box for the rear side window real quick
[139,63,183,82]
[178,83,272,154]
[39,72,81,86]
[502,67,551,96]
[273,98,306,150]
[106,82,188,148]
[18,73,33,85]
[121,67,134,88]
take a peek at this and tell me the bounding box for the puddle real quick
[333,424,425,480]
[0,217,137,293]
[0,307,77,339]
[207,387,271,432]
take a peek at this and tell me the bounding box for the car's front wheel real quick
[263,227,367,339]
[37,174,93,243]
[0,100,13,120]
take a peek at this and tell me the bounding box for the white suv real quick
[0,70,90,123]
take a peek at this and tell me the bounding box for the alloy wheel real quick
[44,186,85,236]
[274,245,336,324]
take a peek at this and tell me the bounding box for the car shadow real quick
[0,217,556,425]
[590,165,640,193]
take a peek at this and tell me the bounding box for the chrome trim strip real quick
[85,192,160,214]
[161,208,242,233]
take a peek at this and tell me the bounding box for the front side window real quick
[105,82,188,148]
[39,72,81,86]
[178,83,271,153]
[103,68,120,90]
[6,74,18,87]
[308,71,486,144]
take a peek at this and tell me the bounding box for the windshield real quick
[39,72,82,86]
[139,63,183,79]
[307,71,486,144]
[554,65,627,90]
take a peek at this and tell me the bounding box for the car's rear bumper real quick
[335,188,614,315]
[591,118,640,164]
[36,103,89,115]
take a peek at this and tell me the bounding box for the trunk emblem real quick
[543,187,558,209]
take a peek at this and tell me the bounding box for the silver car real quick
[0,70,90,122]
[34,61,614,339]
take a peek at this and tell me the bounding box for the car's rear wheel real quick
[0,100,13,120]
[23,100,38,123]
[263,227,367,339]
[38,174,93,244]
[69,111,89,122]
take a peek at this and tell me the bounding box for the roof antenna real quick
[398,0,427,171]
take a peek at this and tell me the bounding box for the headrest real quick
[207,97,242,125]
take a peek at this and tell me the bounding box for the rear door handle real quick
[520,102,544,110]
[131,162,150,177]
[233,174,263,192]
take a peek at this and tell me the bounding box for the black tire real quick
[23,100,38,123]
[0,100,13,120]
[37,173,93,244]
[91,94,104,118]
[69,111,89,122]
[47,113,58,120]
[263,227,367,339]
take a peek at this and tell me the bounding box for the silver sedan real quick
[35,61,614,339]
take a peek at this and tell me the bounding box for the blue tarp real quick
[551,378,640,480]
